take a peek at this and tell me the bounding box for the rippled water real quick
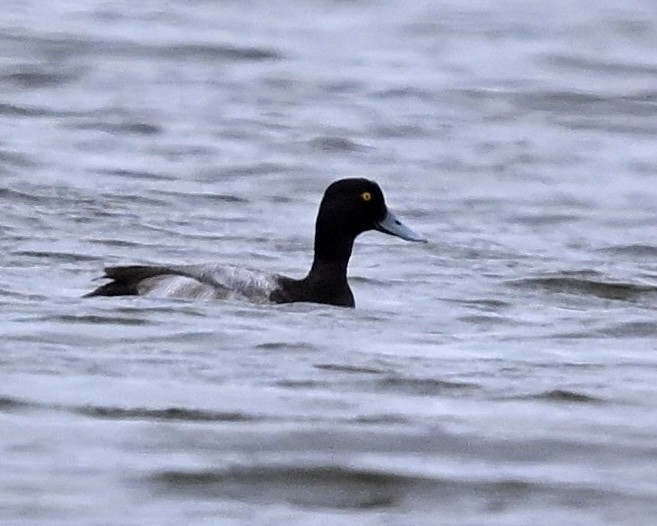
[3,1,657,524]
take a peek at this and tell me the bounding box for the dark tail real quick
[84,265,173,297]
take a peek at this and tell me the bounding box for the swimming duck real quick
[86,178,426,307]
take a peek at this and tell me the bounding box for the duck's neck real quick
[307,228,355,283]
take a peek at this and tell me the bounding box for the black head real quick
[312,178,426,266]
[317,178,387,239]
[287,178,426,307]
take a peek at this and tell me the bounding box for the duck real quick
[86,178,427,307]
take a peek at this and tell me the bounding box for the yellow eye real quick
[361,191,372,202]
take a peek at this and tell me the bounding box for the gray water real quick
[3,1,657,524]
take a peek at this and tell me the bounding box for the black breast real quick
[269,275,355,307]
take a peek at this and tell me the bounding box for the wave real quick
[148,463,650,512]
[76,405,255,423]
[509,272,657,301]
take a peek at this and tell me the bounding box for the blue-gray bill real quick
[375,210,427,243]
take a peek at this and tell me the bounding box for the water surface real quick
[2,1,657,524]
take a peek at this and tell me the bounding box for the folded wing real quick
[86,264,278,302]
